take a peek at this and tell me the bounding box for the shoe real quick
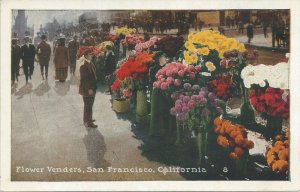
[92,119,96,122]
[88,123,98,128]
[29,76,32,80]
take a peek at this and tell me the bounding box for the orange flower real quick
[272,160,288,173]
[234,135,244,146]
[229,152,239,160]
[246,140,254,149]
[213,117,222,126]
[217,135,230,148]
[278,149,289,161]
[234,147,245,157]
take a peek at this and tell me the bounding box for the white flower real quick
[241,62,289,89]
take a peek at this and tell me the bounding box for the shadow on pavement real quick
[15,82,33,100]
[33,81,51,96]
[54,81,70,96]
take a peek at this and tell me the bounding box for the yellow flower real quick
[197,47,210,56]
[205,61,216,72]
[190,53,198,63]
[185,41,195,52]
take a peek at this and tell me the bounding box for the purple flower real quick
[201,108,211,117]
[182,106,189,113]
[192,85,200,91]
[175,104,182,112]
[208,92,217,100]
[183,96,190,103]
[200,87,208,95]
[174,79,181,86]
[199,98,207,105]
[178,113,186,121]
[188,100,196,109]
[183,83,192,90]
[171,92,179,99]
[175,99,183,105]
[191,95,198,101]
[179,94,185,100]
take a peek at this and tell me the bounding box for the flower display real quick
[153,62,202,95]
[135,36,161,54]
[111,52,155,95]
[76,46,102,58]
[214,117,254,160]
[209,74,234,101]
[170,88,223,122]
[122,35,144,46]
[97,41,114,50]
[184,30,246,61]
[241,62,289,90]
[155,35,184,58]
[249,87,289,119]
[266,129,289,174]
[115,27,136,36]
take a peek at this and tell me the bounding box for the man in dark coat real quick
[246,23,254,43]
[79,50,98,128]
[36,35,51,80]
[104,45,116,94]
[68,35,80,76]
[11,38,21,84]
[21,36,36,83]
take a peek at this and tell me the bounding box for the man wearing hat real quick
[54,35,70,82]
[21,36,36,83]
[36,35,51,80]
[11,38,21,84]
[79,49,98,128]
[68,35,80,76]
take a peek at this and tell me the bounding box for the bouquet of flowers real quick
[249,87,289,119]
[135,36,161,54]
[122,35,144,50]
[115,27,136,36]
[170,88,223,127]
[183,30,246,65]
[155,35,184,58]
[209,74,234,101]
[76,46,102,58]
[111,52,155,96]
[266,129,289,174]
[214,117,254,160]
[153,62,202,96]
[97,41,114,50]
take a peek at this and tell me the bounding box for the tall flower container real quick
[136,90,148,124]
[265,115,283,140]
[240,86,256,125]
[197,128,208,165]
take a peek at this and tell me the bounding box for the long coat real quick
[54,46,69,68]
[21,44,35,65]
[36,41,51,64]
[12,45,22,67]
[68,40,80,58]
[104,51,116,75]
[79,61,97,97]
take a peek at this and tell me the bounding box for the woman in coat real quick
[54,37,70,82]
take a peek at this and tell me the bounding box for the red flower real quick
[111,79,120,92]
[209,75,233,101]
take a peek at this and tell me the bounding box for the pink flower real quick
[178,70,185,77]
[166,70,172,76]
[174,79,181,86]
[189,72,196,79]
[160,78,165,82]
[195,65,201,72]
[166,77,174,84]
[160,82,168,90]
[172,68,179,75]
[153,82,158,88]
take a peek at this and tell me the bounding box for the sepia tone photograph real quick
[1,0,300,191]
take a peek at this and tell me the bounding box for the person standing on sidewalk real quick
[68,35,80,76]
[79,50,98,128]
[11,38,21,84]
[103,45,116,95]
[36,35,51,80]
[246,22,254,44]
[263,22,269,38]
[54,36,70,82]
[21,36,36,84]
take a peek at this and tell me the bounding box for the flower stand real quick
[136,90,149,124]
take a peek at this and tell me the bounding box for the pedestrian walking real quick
[263,22,269,38]
[54,36,70,82]
[79,50,98,128]
[246,23,254,43]
[238,21,244,34]
[11,38,21,84]
[36,35,51,80]
[21,36,35,84]
[68,35,80,76]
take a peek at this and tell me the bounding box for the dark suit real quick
[11,45,22,82]
[68,40,80,75]
[79,60,97,124]
[21,44,36,81]
[104,51,116,76]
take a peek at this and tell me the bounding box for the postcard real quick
[1,0,300,191]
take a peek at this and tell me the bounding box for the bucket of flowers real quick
[241,60,289,140]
